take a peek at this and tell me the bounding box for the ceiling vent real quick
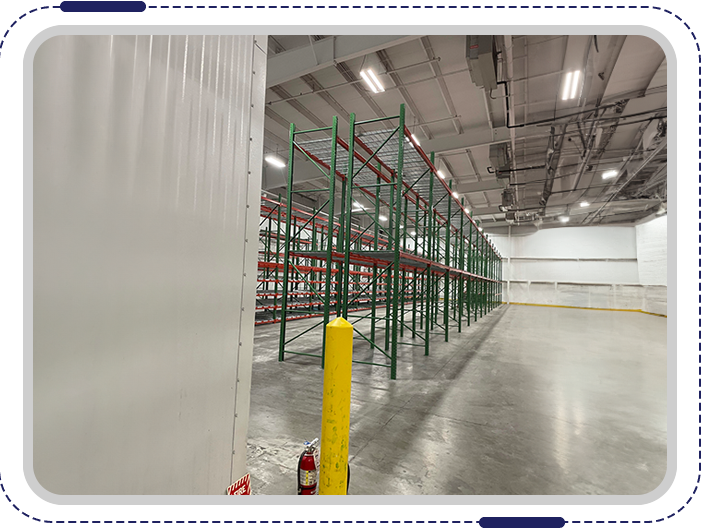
[466,36,498,91]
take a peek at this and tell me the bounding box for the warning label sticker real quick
[227,473,252,495]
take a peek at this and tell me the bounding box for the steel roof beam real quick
[267,35,419,87]
[420,36,463,135]
[376,49,433,140]
[455,180,504,194]
[470,205,503,216]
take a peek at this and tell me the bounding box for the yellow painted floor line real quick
[502,302,667,318]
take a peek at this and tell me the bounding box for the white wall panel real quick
[508,226,637,259]
[508,282,666,315]
[614,285,645,310]
[557,282,597,308]
[508,259,639,284]
[492,225,665,315]
[492,226,639,286]
[636,215,667,286]
[33,35,265,495]
[643,285,668,316]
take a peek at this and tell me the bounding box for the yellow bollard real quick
[318,317,353,495]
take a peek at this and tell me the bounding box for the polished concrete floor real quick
[246,304,667,495]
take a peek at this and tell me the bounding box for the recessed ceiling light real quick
[602,170,618,180]
[580,201,590,207]
[265,155,286,168]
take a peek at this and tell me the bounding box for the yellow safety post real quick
[318,317,353,495]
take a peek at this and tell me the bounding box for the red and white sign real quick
[227,473,251,495]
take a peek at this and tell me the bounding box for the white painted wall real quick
[636,215,667,286]
[504,225,637,259]
[491,223,666,315]
[492,226,639,285]
[33,35,266,494]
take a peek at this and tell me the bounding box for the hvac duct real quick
[466,36,499,91]
[501,188,515,210]
[489,142,512,180]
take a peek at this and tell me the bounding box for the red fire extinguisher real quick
[297,438,319,495]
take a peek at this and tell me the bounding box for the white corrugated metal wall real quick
[33,34,265,494]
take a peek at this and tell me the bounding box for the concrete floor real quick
[246,304,667,495]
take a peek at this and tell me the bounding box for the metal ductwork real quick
[541,125,567,211]
[489,142,512,180]
[466,36,498,91]
[501,188,515,212]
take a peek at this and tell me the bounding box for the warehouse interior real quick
[249,33,667,495]
[33,33,667,497]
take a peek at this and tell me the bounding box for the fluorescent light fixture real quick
[265,154,286,168]
[366,69,384,92]
[359,70,377,93]
[560,216,570,223]
[579,201,590,207]
[452,192,459,198]
[570,70,580,99]
[353,201,365,210]
[561,70,581,101]
[437,170,445,179]
[360,69,384,93]
[602,170,618,180]
[464,208,470,214]
[379,215,388,221]
[411,134,420,146]
[561,72,572,101]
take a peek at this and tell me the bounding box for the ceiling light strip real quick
[561,72,573,101]
[570,70,580,100]
[359,70,378,93]
[366,69,385,92]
